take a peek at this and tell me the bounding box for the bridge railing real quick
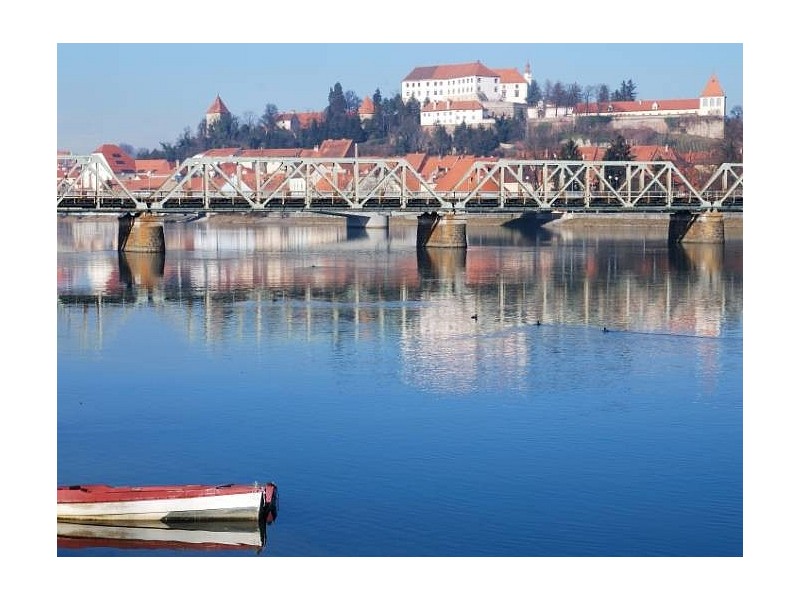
[56,155,743,213]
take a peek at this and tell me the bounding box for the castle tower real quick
[698,75,725,117]
[205,94,231,129]
[524,60,532,86]
[358,95,375,122]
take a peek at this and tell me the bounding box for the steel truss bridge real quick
[57,155,743,214]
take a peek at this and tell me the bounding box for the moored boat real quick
[57,482,278,524]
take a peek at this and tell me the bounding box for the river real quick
[56,213,743,564]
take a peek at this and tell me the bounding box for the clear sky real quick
[57,40,743,155]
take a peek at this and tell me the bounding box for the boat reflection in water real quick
[57,517,269,554]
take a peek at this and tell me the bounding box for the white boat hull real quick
[57,490,264,522]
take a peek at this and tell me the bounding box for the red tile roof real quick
[434,157,500,192]
[403,153,427,171]
[421,99,484,112]
[629,145,679,162]
[206,95,230,115]
[135,159,174,176]
[201,148,241,157]
[403,61,499,81]
[419,155,463,181]
[700,74,725,97]
[300,139,355,158]
[238,148,303,158]
[493,68,527,84]
[93,144,136,174]
[359,96,375,115]
[577,146,605,161]
[125,177,171,191]
[575,99,699,114]
[296,111,325,128]
[678,149,716,166]
[315,171,354,192]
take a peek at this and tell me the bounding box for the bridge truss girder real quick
[57,154,140,210]
[56,155,743,213]
[148,157,451,212]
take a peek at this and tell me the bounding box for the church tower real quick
[698,74,726,117]
[206,94,231,129]
[524,60,533,86]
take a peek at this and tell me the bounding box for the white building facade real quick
[420,100,495,127]
[402,62,513,104]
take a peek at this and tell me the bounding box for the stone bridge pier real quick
[118,213,166,253]
[416,211,468,248]
[668,210,725,244]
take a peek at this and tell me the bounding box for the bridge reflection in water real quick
[58,218,742,361]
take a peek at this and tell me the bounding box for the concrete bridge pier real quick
[343,212,389,229]
[668,210,725,244]
[118,213,166,253]
[417,211,468,248]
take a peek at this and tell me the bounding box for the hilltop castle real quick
[205,65,727,140]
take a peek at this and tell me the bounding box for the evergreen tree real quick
[604,134,633,161]
[260,103,280,131]
[624,79,637,101]
[603,135,633,189]
[495,115,514,144]
[367,88,384,138]
[558,139,582,160]
[430,125,452,155]
[325,82,348,138]
[526,80,542,105]
[468,125,499,156]
[552,81,566,107]
[612,79,637,101]
[452,122,470,154]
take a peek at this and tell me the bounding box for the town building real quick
[275,112,301,133]
[420,99,495,128]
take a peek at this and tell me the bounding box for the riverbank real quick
[57,210,743,240]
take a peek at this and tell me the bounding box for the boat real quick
[57,519,267,552]
[57,481,278,524]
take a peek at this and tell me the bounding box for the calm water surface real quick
[56,215,743,557]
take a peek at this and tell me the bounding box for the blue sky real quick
[57,42,743,155]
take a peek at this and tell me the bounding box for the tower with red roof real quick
[206,94,231,129]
